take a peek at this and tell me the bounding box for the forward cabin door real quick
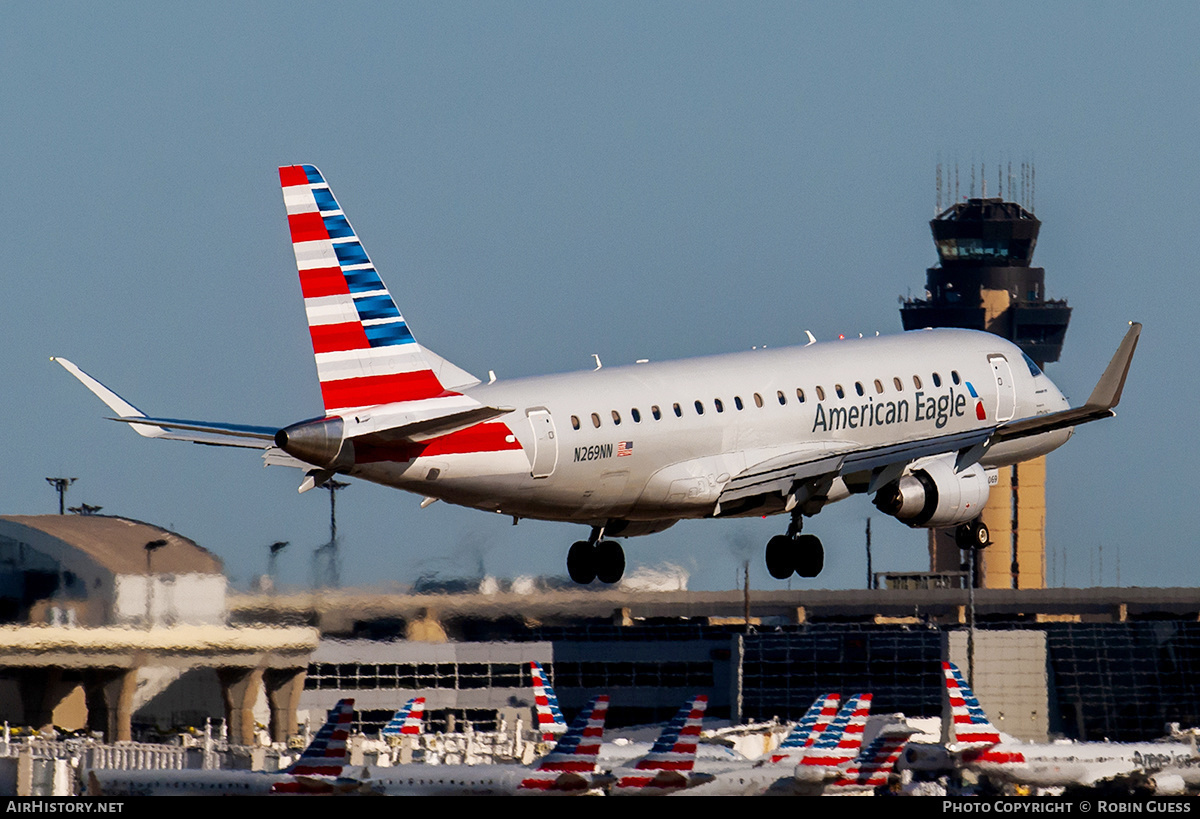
[527,409,558,478]
[988,354,1017,422]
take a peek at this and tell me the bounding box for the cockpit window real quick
[1021,351,1043,377]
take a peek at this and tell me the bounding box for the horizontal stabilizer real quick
[108,416,277,441]
[994,322,1141,443]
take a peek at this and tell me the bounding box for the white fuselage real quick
[970,741,1200,789]
[344,328,1070,530]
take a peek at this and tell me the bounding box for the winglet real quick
[51,357,165,439]
[1085,321,1141,409]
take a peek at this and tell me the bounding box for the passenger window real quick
[932,372,942,387]
[951,370,961,385]
[694,400,704,415]
[571,415,580,430]
[913,375,922,389]
[591,413,601,428]
[816,386,826,401]
[754,393,764,408]
[874,379,884,394]
[714,398,724,413]
[631,408,641,423]
[673,403,682,417]
[854,382,864,396]
[835,384,845,399]
[735,396,744,410]
[776,390,785,406]
[652,405,662,420]
[893,377,903,391]
[796,388,805,403]
[611,410,621,425]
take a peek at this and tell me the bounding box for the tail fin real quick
[286,698,355,776]
[942,662,1002,747]
[799,693,872,769]
[830,724,917,792]
[520,695,609,792]
[279,164,448,414]
[530,661,568,741]
[380,696,425,739]
[774,692,840,760]
[615,695,708,793]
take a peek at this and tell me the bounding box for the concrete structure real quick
[900,192,1071,589]
[0,516,317,744]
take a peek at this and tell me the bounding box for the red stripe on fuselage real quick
[321,370,445,409]
[299,266,351,298]
[355,422,521,463]
[310,322,370,354]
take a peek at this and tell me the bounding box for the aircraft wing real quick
[52,357,277,449]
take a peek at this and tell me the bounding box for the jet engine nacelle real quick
[1146,773,1186,796]
[274,416,354,469]
[874,459,990,528]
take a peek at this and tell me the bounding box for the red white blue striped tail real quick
[286,698,355,776]
[614,695,708,793]
[942,661,1002,748]
[774,692,840,761]
[279,165,450,415]
[828,727,915,793]
[530,661,567,741]
[380,697,425,738]
[798,693,872,769]
[519,695,609,793]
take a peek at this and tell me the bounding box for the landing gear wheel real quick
[955,520,990,550]
[595,540,626,584]
[766,535,795,579]
[567,540,596,584]
[794,534,825,577]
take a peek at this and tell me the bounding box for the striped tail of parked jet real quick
[818,722,919,796]
[89,699,358,796]
[941,661,1003,749]
[530,661,567,741]
[362,694,610,795]
[54,164,1141,586]
[380,696,425,740]
[794,693,873,779]
[612,695,710,795]
[770,692,841,761]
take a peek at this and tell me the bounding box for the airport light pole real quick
[46,477,76,515]
[144,539,167,629]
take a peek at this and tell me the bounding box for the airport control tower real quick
[900,172,1070,589]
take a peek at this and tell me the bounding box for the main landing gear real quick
[954,518,990,550]
[765,514,824,579]
[567,528,626,585]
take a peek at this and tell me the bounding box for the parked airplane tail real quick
[279,164,448,415]
[942,662,1002,748]
[797,693,872,769]
[614,695,709,793]
[828,725,918,793]
[773,692,841,761]
[530,661,568,741]
[380,696,425,739]
[519,695,609,793]
[285,698,356,776]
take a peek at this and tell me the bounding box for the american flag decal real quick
[617,441,633,457]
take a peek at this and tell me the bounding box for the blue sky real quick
[3,3,1195,592]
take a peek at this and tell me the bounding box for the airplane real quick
[678,692,876,796]
[610,695,710,795]
[361,694,609,795]
[768,691,841,762]
[87,698,358,796]
[942,661,1200,795]
[53,163,1142,585]
[806,722,919,796]
[380,696,425,740]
